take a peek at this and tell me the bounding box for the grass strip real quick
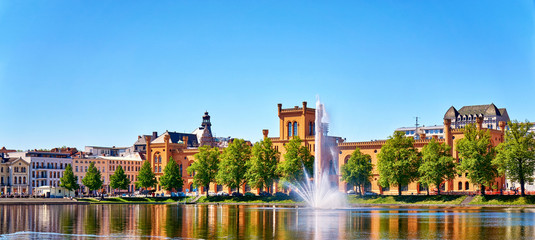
[348,195,466,205]
[469,195,535,205]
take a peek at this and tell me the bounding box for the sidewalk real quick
[0,198,89,205]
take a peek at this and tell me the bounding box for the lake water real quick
[0,204,534,239]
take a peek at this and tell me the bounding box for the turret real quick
[145,136,152,163]
[444,119,453,149]
[183,136,189,147]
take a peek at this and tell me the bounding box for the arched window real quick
[288,122,292,137]
[458,182,462,190]
[465,182,469,190]
[23,177,26,184]
[154,152,161,164]
[293,122,298,136]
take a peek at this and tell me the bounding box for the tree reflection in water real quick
[0,205,535,239]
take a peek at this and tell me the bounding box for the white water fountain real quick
[287,98,347,208]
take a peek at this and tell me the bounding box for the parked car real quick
[346,190,356,195]
[364,192,378,196]
[216,191,229,196]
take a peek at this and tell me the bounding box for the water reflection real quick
[1,205,535,239]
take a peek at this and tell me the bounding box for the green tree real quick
[494,120,535,196]
[418,139,456,195]
[160,157,184,193]
[188,146,220,197]
[59,164,79,196]
[135,160,158,196]
[341,148,373,195]
[377,131,421,196]
[245,138,280,193]
[110,165,131,194]
[216,139,251,194]
[81,162,103,197]
[276,136,314,184]
[456,124,498,195]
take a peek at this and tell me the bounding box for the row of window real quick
[32,162,67,169]
[109,165,139,172]
[74,160,141,166]
[405,129,444,135]
[32,180,58,187]
[1,167,27,173]
[288,122,298,137]
[0,176,28,185]
[424,129,444,134]
[32,171,63,179]
[153,155,162,164]
[287,121,316,137]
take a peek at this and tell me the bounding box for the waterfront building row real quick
[1,101,532,196]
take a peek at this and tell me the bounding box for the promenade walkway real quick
[0,198,89,205]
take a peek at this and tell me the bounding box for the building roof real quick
[134,135,151,145]
[444,106,459,120]
[396,125,444,131]
[96,152,143,161]
[151,131,199,147]
[5,157,30,164]
[459,104,501,116]
[0,147,16,154]
[444,104,507,119]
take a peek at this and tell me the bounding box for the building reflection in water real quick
[0,205,535,239]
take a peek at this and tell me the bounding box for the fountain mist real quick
[287,98,347,208]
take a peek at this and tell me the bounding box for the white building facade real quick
[9,151,73,195]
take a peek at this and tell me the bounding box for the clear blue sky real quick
[1,1,534,150]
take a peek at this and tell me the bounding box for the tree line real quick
[59,136,314,197]
[342,120,535,196]
[60,120,534,197]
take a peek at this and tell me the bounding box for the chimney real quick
[420,133,426,139]
[262,129,269,139]
[182,136,188,145]
[152,131,158,140]
[476,117,484,130]
[302,101,307,114]
[499,121,506,133]
[138,135,141,139]
[277,103,282,116]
